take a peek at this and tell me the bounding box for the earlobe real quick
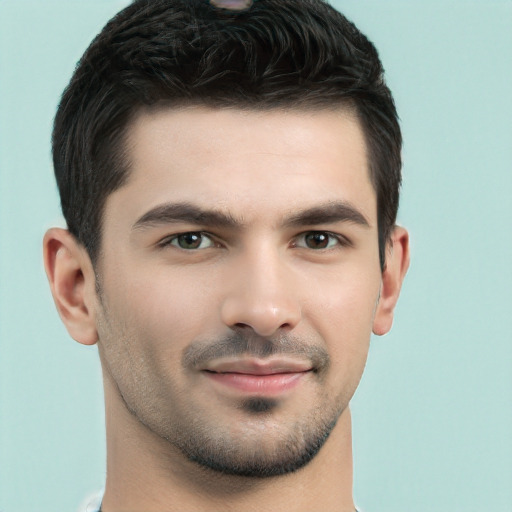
[372,226,410,336]
[43,228,99,345]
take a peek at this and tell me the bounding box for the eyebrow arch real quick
[132,200,370,232]
[132,202,243,231]
[283,201,370,228]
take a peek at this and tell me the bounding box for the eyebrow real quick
[132,201,370,231]
[283,202,370,228]
[132,202,242,231]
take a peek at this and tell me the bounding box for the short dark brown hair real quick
[53,0,402,268]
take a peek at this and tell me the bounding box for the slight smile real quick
[202,358,313,394]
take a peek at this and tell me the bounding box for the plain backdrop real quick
[0,1,511,511]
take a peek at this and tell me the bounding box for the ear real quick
[372,226,410,336]
[43,228,99,345]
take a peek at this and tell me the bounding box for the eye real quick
[161,232,216,250]
[294,231,347,250]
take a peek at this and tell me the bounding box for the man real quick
[43,0,409,510]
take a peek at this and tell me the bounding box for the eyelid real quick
[292,230,352,249]
[155,229,351,251]
[157,231,219,249]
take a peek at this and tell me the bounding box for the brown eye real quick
[296,231,341,250]
[165,232,215,250]
[305,232,329,249]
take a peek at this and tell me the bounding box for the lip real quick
[202,357,313,375]
[203,370,309,394]
[201,358,313,395]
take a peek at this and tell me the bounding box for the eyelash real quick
[158,232,218,250]
[157,230,351,251]
[293,231,352,250]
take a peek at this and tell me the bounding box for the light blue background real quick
[1,1,511,511]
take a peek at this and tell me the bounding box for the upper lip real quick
[202,358,313,375]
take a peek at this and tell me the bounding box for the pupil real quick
[180,233,201,249]
[306,232,328,249]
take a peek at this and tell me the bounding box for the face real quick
[94,106,382,477]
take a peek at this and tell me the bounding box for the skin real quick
[44,107,409,512]
[210,0,253,10]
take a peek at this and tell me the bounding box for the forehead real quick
[107,106,376,228]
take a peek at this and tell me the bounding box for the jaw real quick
[101,367,356,511]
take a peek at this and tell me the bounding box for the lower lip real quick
[203,371,308,394]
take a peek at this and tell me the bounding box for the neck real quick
[100,377,355,512]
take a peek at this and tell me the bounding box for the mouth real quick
[201,358,313,394]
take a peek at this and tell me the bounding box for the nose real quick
[220,248,302,337]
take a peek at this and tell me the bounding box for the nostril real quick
[221,294,302,338]
[232,321,294,337]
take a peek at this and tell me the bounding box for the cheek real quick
[302,263,380,365]
[102,263,221,350]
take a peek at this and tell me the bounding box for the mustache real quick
[182,332,330,371]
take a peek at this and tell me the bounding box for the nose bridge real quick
[220,242,302,336]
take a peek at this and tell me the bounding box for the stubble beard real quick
[155,336,346,479]
[172,396,343,478]
[107,350,348,480]
[97,295,351,479]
